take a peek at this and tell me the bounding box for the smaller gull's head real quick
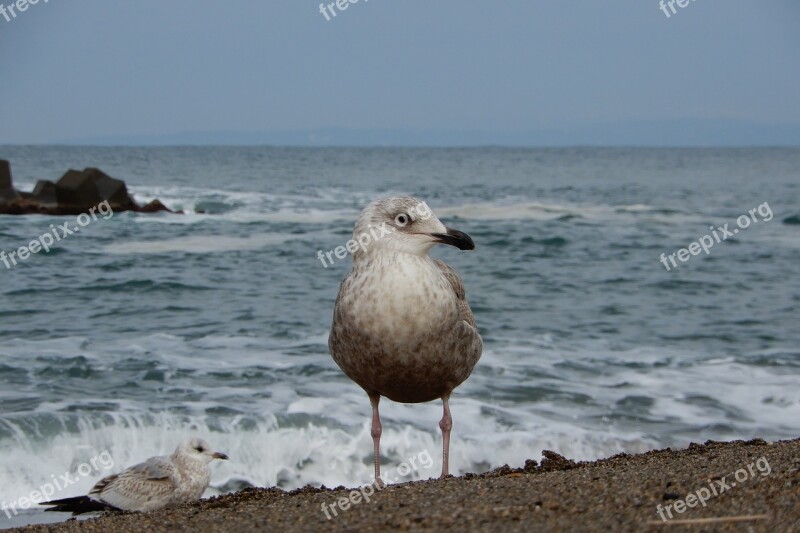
[176,437,229,464]
[352,196,474,259]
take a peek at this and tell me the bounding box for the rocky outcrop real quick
[31,180,58,208]
[0,160,177,215]
[0,160,20,202]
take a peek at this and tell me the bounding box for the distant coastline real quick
[1,120,799,147]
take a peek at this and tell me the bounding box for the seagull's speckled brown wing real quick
[434,259,478,329]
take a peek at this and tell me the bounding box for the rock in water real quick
[0,160,175,215]
[83,168,138,211]
[54,168,137,213]
[31,180,58,208]
[0,159,20,202]
[138,199,174,213]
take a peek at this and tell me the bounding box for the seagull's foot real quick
[372,476,386,490]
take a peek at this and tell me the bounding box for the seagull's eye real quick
[195,446,204,452]
[395,213,410,227]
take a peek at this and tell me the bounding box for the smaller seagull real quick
[41,437,228,515]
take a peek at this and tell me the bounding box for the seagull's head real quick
[178,437,229,464]
[352,196,475,258]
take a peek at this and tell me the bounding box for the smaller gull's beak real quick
[431,227,475,251]
[212,451,229,460]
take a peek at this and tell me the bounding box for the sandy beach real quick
[12,438,798,533]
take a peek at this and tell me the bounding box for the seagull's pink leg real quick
[369,393,384,487]
[439,394,452,478]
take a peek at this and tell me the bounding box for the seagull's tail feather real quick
[41,496,116,515]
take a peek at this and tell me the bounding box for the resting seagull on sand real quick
[329,197,482,483]
[41,437,228,515]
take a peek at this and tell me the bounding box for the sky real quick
[0,0,799,145]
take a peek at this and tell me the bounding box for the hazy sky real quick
[0,0,798,144]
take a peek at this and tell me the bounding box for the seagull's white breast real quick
[345,253,459,350]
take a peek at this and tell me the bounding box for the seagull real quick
[41,437,228,515]
[329,197,482,484]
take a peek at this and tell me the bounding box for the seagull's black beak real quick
[431,227,475,251]
[212,452,229,460]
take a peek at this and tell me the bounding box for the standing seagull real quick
[41,437,228,514]
[329,197,482,483]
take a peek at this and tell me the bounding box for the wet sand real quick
[13,438,800,532]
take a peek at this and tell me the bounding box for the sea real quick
[0,146,798,528]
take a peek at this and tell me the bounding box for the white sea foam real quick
[122,185,701,226]
[0,409,653,511]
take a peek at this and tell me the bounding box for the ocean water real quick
[0,146,798,528]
